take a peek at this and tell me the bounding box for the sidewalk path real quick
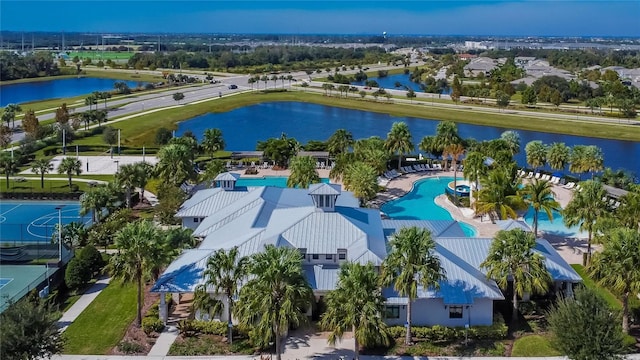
[57,277,111,332]
[147,326,179,357]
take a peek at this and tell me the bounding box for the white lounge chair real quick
[527,172,534,178]
[563,182,575,189]
[534,173,541,179]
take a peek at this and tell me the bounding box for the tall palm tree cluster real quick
[186,225,561,359]
[524,140,603,179]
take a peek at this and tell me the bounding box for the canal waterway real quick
[176,101,640,177]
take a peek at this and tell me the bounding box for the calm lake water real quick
[0,77,146,106]
[352,73,451,94]
[176,101,640,177]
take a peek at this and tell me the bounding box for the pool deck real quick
[230,167,587,264]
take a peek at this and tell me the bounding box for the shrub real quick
[193,320,228,336]
[77,244,104,275]
[142,317,165,335]
[64,256,91,290]
[177,319,200,337]
[387,326,405,339]
[623,334,637,350]
[118,341,143,354]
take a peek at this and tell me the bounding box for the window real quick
[338,253,346,260]
[384,306,400,319]
[299,248,307,260]
[449,306,463,319]
[326,254,333,260]
[193,218,199,223]
[312,254,319,260]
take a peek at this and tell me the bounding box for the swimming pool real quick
[0,201,91,244]
[524,208,587,238]
[381,177,478,237]
[235,176,330,188]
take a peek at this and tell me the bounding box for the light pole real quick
[55,206,63,261]
[114,160,119,173]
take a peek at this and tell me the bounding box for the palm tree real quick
[476,168,526,222]
[4,104,22,128]
[202,128,225,160]
[110,220,167,327]
[522,179,561,238]
[356,147,389,175]
[480,229,552,324]
[235,245,313,360]
[524,141,547,171]
[329,152,355,183]
[500,130,521,156]
[326,129,354,156]
[589,227,640,333]
[133,162,152,204]
[84,95,97,111]
[342,162,378,206]
[385,122,414,171]
[31,158,53,189]
[57,157,82,188]
[419,121,462,160]
[614,190,640,231]
[155,144,193,186]
[203,247,248,343]
[563,180,610,265]
[546,142,570,172]
[321,262,390,360]
[191,284,223,321]
[381,227,445,345]
[198,160,226,186]
[115,163,141,208]
[569,145,588,179]
[287,156,319,189]
[80,186,109,223]
[463,151,488,211]
[444,143,465,198]
[0,154,18,188]
[584,145,604,179]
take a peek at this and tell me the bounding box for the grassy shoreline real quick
[97,91,640,146]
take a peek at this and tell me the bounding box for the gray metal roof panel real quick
[308,183,341,195]
[214,172,241,181]
[496,220,532,232]
[151,249,212,293]
[382,220,466,238]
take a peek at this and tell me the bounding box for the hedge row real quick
[387,316,508,342]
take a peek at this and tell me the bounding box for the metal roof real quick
[214,172,241,181]
[151,249,212,293]
[176,188,253,217]
[496,219,532,232]
[382,220,466,238]
[304,264,340,291]
[308,183,341,195]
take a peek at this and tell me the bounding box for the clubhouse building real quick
[152,173,581,327]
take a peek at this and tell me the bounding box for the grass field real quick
[71,91,640,147]
[68,51,134,61]
[63,281,137,354]
[511,335,560,357]
[0,178,92,193]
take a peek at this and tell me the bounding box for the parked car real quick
[228,84,238,89]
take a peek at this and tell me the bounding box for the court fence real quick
[0,224,60,245]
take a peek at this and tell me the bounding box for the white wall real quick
[385,298,494,327]
[182,217,202,230]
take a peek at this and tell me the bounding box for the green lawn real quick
[511,335,561,357]
[571,264,622,310]
[63,282,137,354]
[0,178,91,193]
[68,52,135,61]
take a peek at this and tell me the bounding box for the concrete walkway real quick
[147,326,179,356]
[57,277,111,332]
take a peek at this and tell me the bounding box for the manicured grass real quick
[0,178,91,193]
[511,335,561,357]
[68,51,134,61]
[80,91,640,146]
[63,282,137,354]
[571,264,622,310]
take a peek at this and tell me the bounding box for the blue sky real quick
[1,1,638,36]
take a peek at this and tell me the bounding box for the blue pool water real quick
[524,208,587,238]
[235,176,330,188]
[0,77,147,106]
[0,201,91,243]
[381,177,478,237]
